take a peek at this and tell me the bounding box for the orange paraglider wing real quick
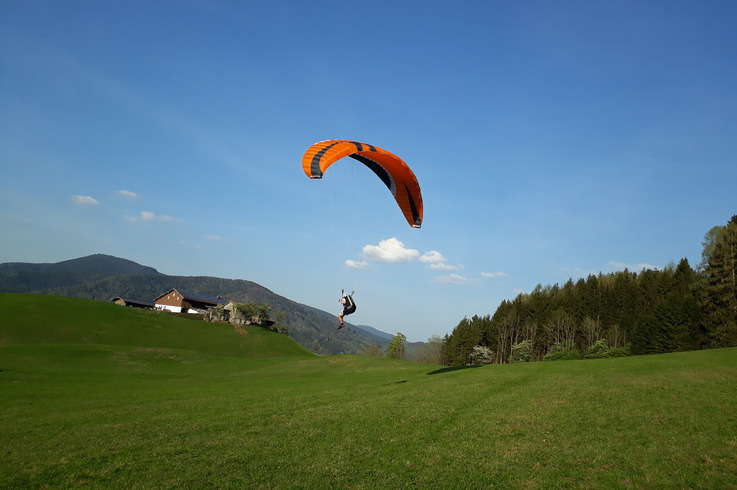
[302,140,423,228]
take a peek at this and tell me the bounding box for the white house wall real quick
[155,304,204,314]
[156,304,182,313]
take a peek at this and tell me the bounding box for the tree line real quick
[440,215,737,366]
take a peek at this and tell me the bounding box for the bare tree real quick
[582,316,603,349]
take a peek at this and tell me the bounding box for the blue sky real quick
[1,1,735,342]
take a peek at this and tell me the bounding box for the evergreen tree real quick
[442,317,480,365]
[701,216,737,347]
[673,258,703,349]
[610,269,639,330]
[700,225,724,270]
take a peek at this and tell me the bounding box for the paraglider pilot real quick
[338,289,356,329]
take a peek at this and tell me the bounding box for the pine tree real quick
[673,258,703,349]
[701,216,737,347]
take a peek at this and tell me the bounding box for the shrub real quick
[543,341,581,361]
[605,344,633,358]
[234,302,271,324]
[584,340,633,359]
[510,340,532,363]
[469,345,494,365]
[585,339,610,359]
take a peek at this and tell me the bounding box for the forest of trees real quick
[441,215,737,366]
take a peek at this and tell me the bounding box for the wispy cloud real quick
[141,211,182,223]
[434,273,474,285]
[204,234,227,242]
[560,267,597,278]
[125,211,182,224]
[419,250,445,263]
[607,261,659,272]
[420,249,464,273]
[430,262,458,271]
[481,271,508,278]
[9,30,259,180]
[561,261,660,279]
[345,259,369,269]
[116,190,140,201]
[362,238,419,263]
[71,195,99,206]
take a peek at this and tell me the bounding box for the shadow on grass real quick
[426,365,482,375]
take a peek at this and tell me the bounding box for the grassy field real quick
[2,294,737,488]
[0,293,313,358]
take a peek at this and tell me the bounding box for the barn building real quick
[111,297,155,309]
[153,288,226,314]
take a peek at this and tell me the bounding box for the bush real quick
[469,345,494,365]
[605,344,632,358]
[234,302,271,324]
[510,340,532,363]
[584,339,610,359]
[584,340,633,359]
[543,341,581,361]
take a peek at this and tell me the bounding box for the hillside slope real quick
[0,255,392,354]
[0,293,316,359]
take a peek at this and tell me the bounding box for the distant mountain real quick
[0,254,392,355]
[0,254,159,276]
[0,254,159,294]
[355,324,394,341]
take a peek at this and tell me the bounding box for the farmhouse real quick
[111,297,155,309]
[153,288,226,314]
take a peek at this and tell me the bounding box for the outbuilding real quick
[153,288,226,314]
[111,297,155,309]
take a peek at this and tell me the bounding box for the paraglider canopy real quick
[302,140,423,228]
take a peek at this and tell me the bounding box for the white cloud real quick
[419,250,445,263]
[420,250,460,271]
[358,238,460,275]
[430,263,458,271]
[560,267,597,278]
[204,235,227,242]
[345,259,369,269]
[481,271,508,278]
[434,273,474,285]
[562,262,660,279]
[116,190,140,201]
[71,195,99,206]
[140,211,182,223]
[608,261,659,272]
[362,238,419,263]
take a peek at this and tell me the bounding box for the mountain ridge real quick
[0,253,159,276]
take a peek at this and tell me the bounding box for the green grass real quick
[2,294,737,488]
[0,293,314,358]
